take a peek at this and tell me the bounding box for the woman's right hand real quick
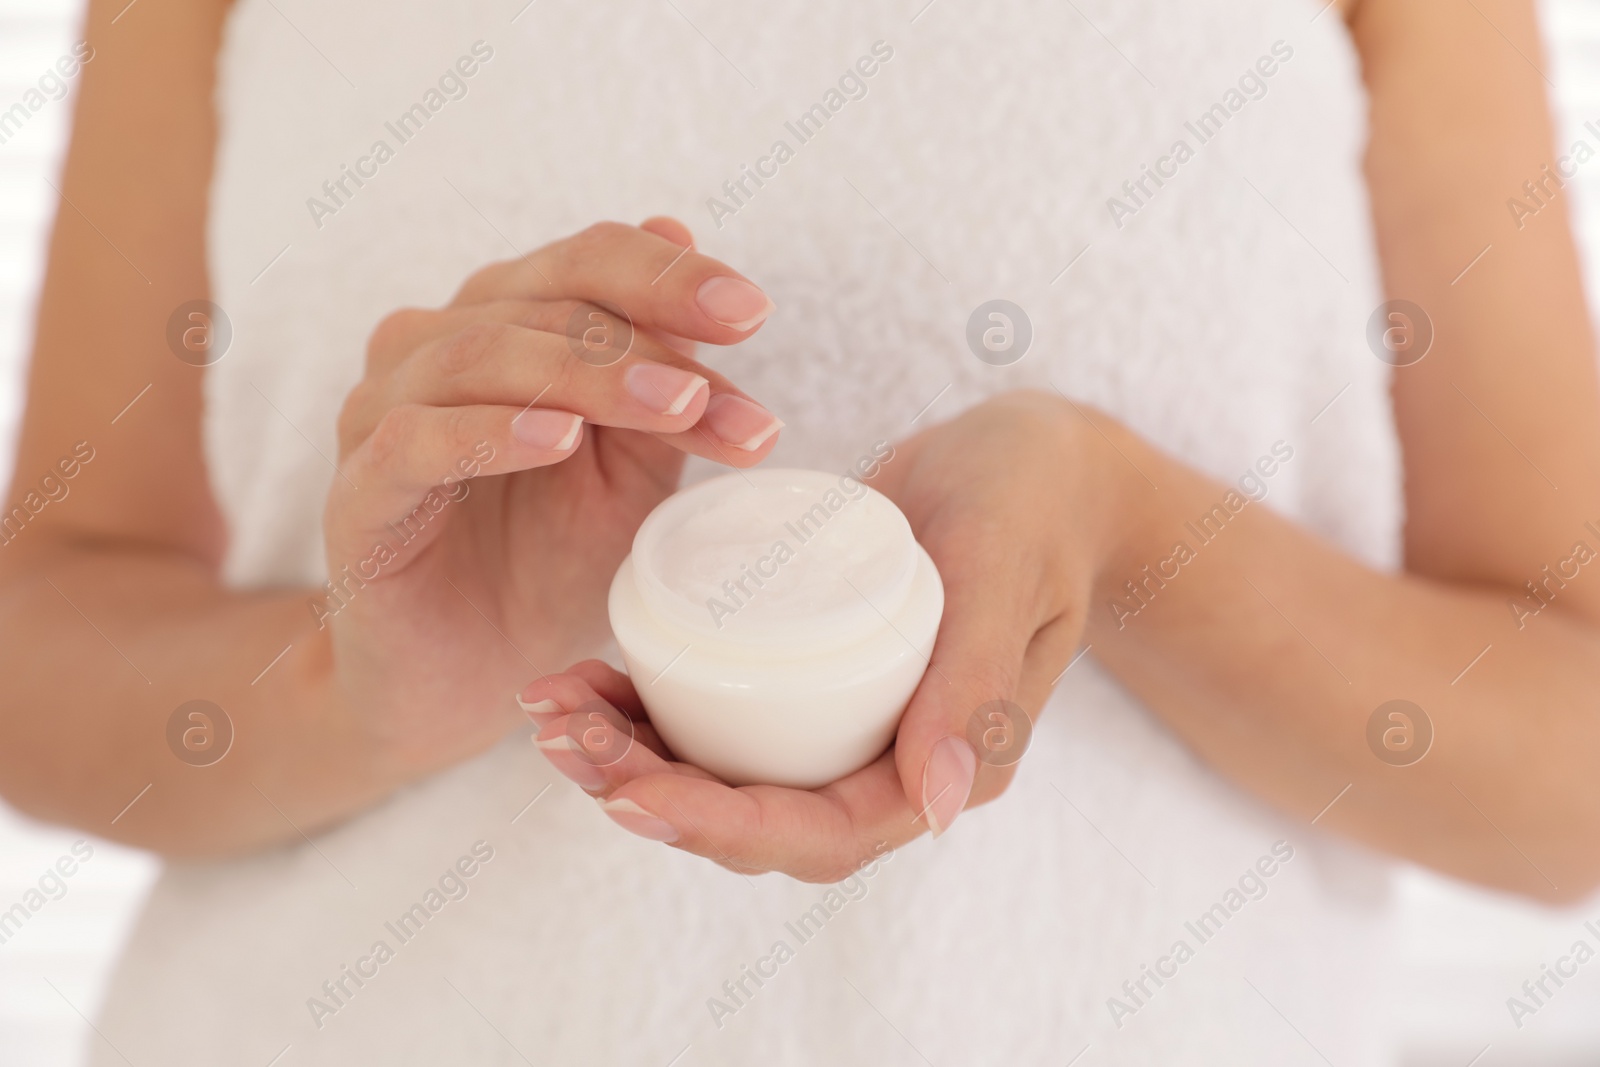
[322,217,782,782]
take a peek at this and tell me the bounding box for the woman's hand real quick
[325,217,786,785]
[521,391,1134,881]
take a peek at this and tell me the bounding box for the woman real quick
[3,0,1597,1062]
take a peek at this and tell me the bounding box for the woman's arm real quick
[0,0,785,857]
[1090,0,1600,902]
[0,0,391,855]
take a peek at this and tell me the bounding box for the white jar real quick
[608,467,944,788]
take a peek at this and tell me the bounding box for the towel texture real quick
[94,1,1403,1063]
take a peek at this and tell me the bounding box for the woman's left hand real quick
[520,391,1132,881]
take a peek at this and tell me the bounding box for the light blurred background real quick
[3,1,1600,1064]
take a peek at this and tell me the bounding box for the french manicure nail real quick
[516,694,562,720]
[536,734,608,791]
[625,363,709,416]
[695,276,774,330]
[921,736,977,838]
[601,797,680,842]
[703,393,784,451]
[512,409,583,451]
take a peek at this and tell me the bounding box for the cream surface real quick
[637,470,914,636]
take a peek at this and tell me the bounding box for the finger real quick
[600,753,920,883]
[366,299,686,374]
[325,403,581,563]
[534,709,674,785]
[524,676,721,798]
[891,539,1039,838]
[636,220,701,359]
[513,673,937,882]
[517,662,647,724]
[453,221,775,345]
[356,317,783,466]
[567,660,651,718]
[534,709,724,796]
[638,215,695,249]
[390,321,718,433]
[355,302,774,463]
[639,394,781,466]
[522,668,929,878]
[364,301,540,376]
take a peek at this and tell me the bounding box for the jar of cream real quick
[608,467,944,789]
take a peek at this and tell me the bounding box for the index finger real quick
[452,219,774,346]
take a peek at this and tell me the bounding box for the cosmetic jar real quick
[608,467,944,788]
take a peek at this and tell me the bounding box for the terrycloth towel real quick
[95,1,1403,1063]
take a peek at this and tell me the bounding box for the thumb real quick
[893,544,1033,837]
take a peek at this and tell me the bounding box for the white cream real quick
[609,468,944,788]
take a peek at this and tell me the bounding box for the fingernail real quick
[516,694,562,721]
[921,736,977,838]
[625,363,708,416]
[512,409,583,450]
[695,276,774,330]
[601,797,680,842]
[536,734,608,791]
[703,393,783,451]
